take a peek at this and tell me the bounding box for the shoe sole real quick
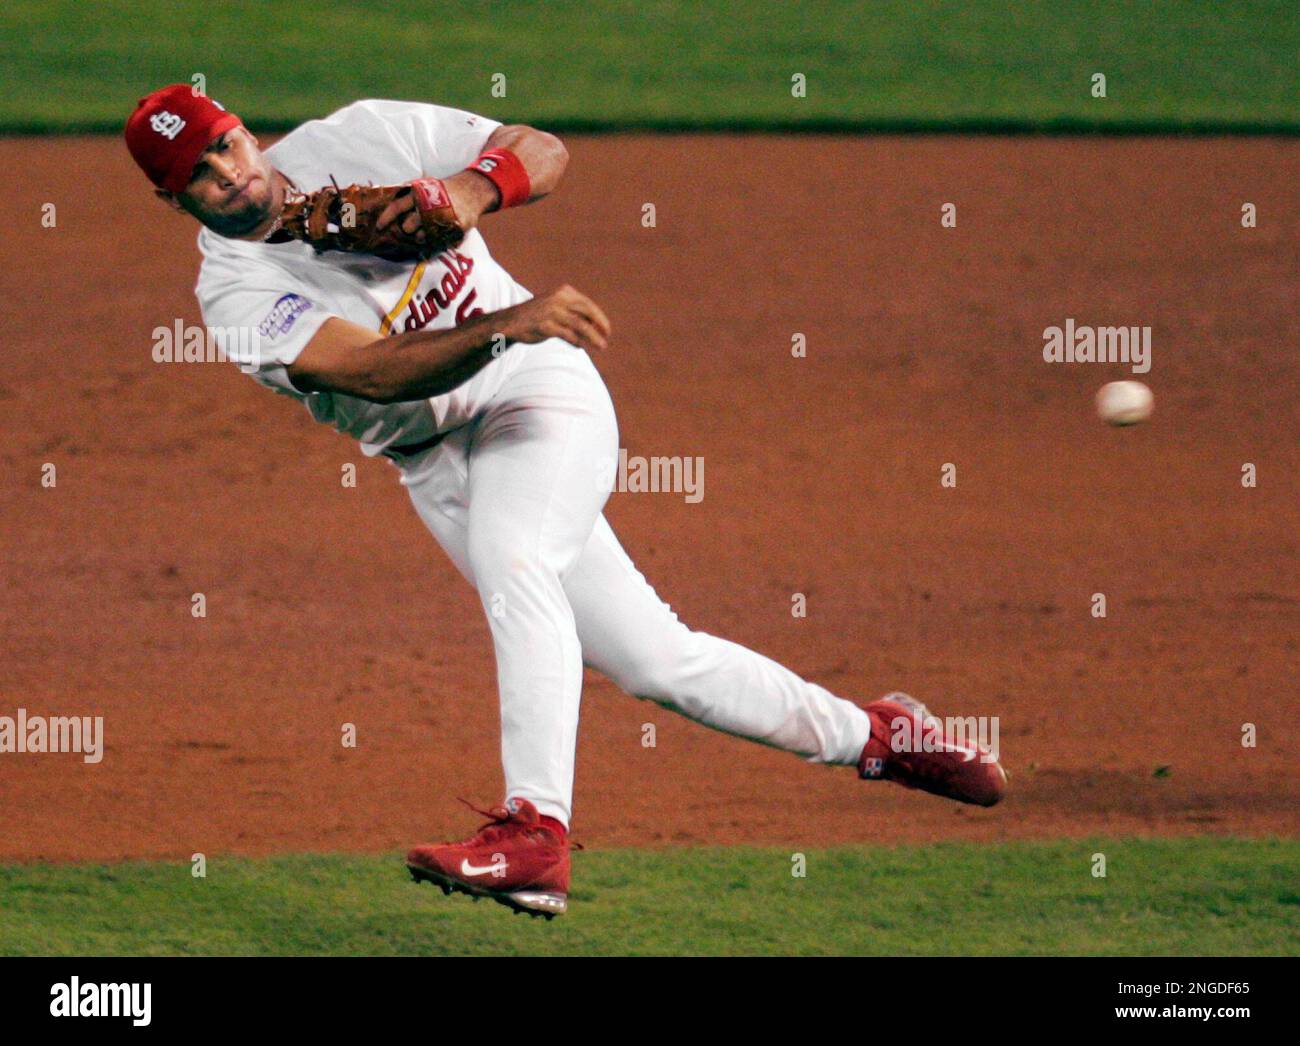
[406,863,567,919]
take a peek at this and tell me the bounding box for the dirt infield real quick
[1,135,1296,861]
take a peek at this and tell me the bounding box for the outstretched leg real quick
[565,515,873,765]
[564,517,1005,806]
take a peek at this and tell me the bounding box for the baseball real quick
[1096,380,1154,426]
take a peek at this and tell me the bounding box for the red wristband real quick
[467,147,531,210]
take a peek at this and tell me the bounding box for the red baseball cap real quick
[124,83,243,193]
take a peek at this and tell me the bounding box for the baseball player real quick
[126,85,1005,919]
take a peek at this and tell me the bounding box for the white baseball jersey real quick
[195,99,532,456]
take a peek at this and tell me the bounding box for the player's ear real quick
[155,188,186,213]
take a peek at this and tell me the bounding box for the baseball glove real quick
[267,176,464,262]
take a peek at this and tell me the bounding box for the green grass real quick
[1,839,1295,956]
[0,0,1296,132]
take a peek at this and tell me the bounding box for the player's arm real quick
[286,285,610,404]
[380,124,568,243]
[422,125,566,233]
[477,124,568,204]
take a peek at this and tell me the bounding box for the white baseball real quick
[1096,380,1154,426]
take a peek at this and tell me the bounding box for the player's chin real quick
[206,201,271,238]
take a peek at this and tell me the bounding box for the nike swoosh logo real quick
[460,858,504,877]
[936,740,982,763]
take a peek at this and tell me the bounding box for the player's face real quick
[177,127,278,238]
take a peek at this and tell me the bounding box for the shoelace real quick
[453,798,583,850]
[455,798,524,845]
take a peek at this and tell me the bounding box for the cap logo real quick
[150,111,186,140]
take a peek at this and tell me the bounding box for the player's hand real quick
[500,285,611,353]
[374,190,427,240]
[371,174,495,244]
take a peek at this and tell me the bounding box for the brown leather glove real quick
[267,177,464,262]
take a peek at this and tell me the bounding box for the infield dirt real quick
[1,135,1295,860]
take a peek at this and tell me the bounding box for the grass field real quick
[1,0,1296,131]
[2,839,1296,956]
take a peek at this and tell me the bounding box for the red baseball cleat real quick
[858,693,1007,807]
[406,797,571,918]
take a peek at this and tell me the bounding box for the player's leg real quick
[454,344,616,826]
[564,515,872,765]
